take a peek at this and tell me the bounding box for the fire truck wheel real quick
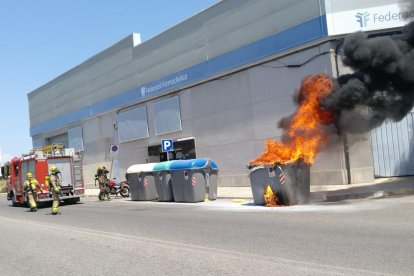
[64,197,80,205]
[11,194,19,207]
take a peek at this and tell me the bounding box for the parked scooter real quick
[108,178,130,198]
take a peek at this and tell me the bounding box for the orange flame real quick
[264,184,282,207]
[250,74,334,166]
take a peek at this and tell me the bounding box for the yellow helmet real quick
[98,166,102,170]
[26,172,33,178]
[45,175,50,180]
[50,166,57,172]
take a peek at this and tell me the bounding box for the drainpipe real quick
[334,40,352,184]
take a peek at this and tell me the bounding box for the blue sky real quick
[0,0,218,162]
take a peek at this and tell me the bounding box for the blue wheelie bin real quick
[126,163,157,201]
[153,161,175,202]
[170,158,219,203]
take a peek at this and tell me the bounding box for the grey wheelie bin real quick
[126,163,157,201]
[153,161,175,202]
[193,158,218,200]
[248,160,310,205]
[170,158,219,203]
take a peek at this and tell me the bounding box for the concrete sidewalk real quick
[217,176,414,202]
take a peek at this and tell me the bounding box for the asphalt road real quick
[0,194,413,275]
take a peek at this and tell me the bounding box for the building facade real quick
[28,0,412,188]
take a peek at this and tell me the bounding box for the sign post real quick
[108,144,119,160]
[161,139,174,161]
[108,144,120,181]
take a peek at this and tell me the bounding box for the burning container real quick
[248,160,310,205]
[153,161,175,202]
[126,163,157,201]
[170,158,219,203]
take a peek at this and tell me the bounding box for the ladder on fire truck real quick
[72,152,83,190]
[36,144,65,156]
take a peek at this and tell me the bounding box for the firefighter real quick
[23,172,42,212]
[48,166,62,215]
[95,165,110,201]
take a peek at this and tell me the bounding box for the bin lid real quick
[126,163,156,173]
[169,158,219,170]
[192,158,218,170]
[191,158,208,168]
[169,159,194,170]
[153,161,175,171]
[210,160,218,170]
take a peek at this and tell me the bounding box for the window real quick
[46,133,69,148]
[32,136,44,149]
[68,126,84,151]
[117,106,149,143]
[154,96,182,136]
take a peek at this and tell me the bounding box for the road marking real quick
[232,199,245,203]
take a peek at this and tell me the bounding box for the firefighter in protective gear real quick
[47,166,62,215]
[95,165,110,201]
[23,172,42,212]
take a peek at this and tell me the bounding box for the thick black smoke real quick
[323,20,414,133]
[402,0,414,14]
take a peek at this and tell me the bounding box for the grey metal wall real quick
[79,42,350,188]
[28,0,322,131]
[29,0,382,187]
[82,114,117,183]
[134,0,321,82]
[371,114,414,177]
[189,43,345,186]
[28,34,141,127]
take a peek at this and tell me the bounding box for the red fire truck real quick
[6,145,84,206]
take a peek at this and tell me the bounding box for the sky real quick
[0,0,219,163]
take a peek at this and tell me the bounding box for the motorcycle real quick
[108,178,130,198]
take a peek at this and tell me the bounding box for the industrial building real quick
[28,0,412,188]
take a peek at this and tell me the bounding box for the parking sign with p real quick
[161,139,173,152]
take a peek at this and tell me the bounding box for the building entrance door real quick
[148,138,196,162]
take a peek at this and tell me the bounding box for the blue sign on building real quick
[161,139,174,152]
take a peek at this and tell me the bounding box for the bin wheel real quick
[120,186,130,198]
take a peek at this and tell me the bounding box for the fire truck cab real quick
[6,145,84,206]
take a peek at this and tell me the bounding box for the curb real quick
[81,187,414,202]
[313,188,414,203]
